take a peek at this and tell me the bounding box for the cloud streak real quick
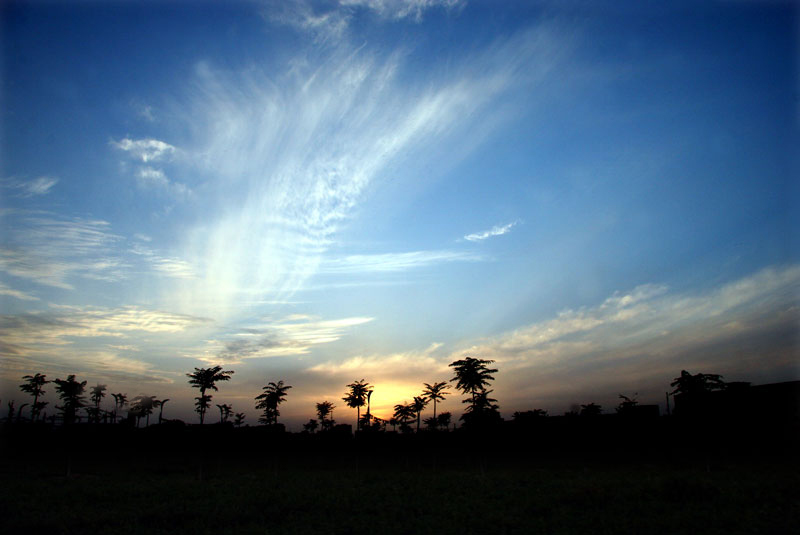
[321,250,482,273]
[0,213,126,289]
[1,176,59,197]
[464,221,518,242]
[194,315,374,364]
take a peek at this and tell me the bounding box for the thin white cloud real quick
[0,305,211,350]
[136,167,190,198]
[322,250,482,273]
[194,315,374,364]
[2,176,59,197]
[464,221,518,242]
[112,137,175,163]
[130,243,197,280]
[0,282,39,301]
[0,214,126,289]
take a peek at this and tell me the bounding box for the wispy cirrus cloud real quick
[1,176,59,197]
[0,213,126,289]
[193,315,373,364]
[266,0,462,43]
[463,221,518,242]
[321,250,482,273]
[0,305,211,352]
[112,137,189,198]
[0,282,39,301]
[172,22,569,317]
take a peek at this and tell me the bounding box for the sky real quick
[1,0,798,428]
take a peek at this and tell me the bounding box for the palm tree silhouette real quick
[89,384,107,423]
[186,366,234,424]
[316,401,336,431]
[156,398,170,424]
[422,381,450,425]
[234,412,246,427]
[255,380,292,426]
[411,395,428,432]
[343,379,372,432]
[19,373,49,422]
[53,375,87,425]
[110,393,128,424]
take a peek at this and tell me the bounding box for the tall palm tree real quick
[422,381,450,423]
[255,380,292,426]
[156,398,170,424]
[19,373,50,422]
[53,375,87,425]
[342,379,372,431]
[316,401,336,431]
[187,366,234,424]
[411,395,428,432]
[89,384,107,423]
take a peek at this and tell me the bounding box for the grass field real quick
[2,452,797,535]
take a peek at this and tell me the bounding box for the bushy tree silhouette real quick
[53,375,87,425]
[437,411,452,430]
[580,403,602,417]
[255,380,292,426]
[234,412,246,427]
[110,393,128,424]
[216,403,233,424]
[449,358,500,427]
[303,419,318,433]
[393,402,415,433]
[670,370,725,396]
[342,379,371,431]
[131,395,157,427]
[186,366,234,424]
[316,401,336,431]
[19,373,49,422]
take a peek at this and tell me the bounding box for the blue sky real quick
[1,0,797,427]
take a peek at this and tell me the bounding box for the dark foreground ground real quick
[1,424,798,534]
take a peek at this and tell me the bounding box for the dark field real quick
[1,434,798,535]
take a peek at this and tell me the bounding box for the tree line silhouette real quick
[7,358,770,434]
